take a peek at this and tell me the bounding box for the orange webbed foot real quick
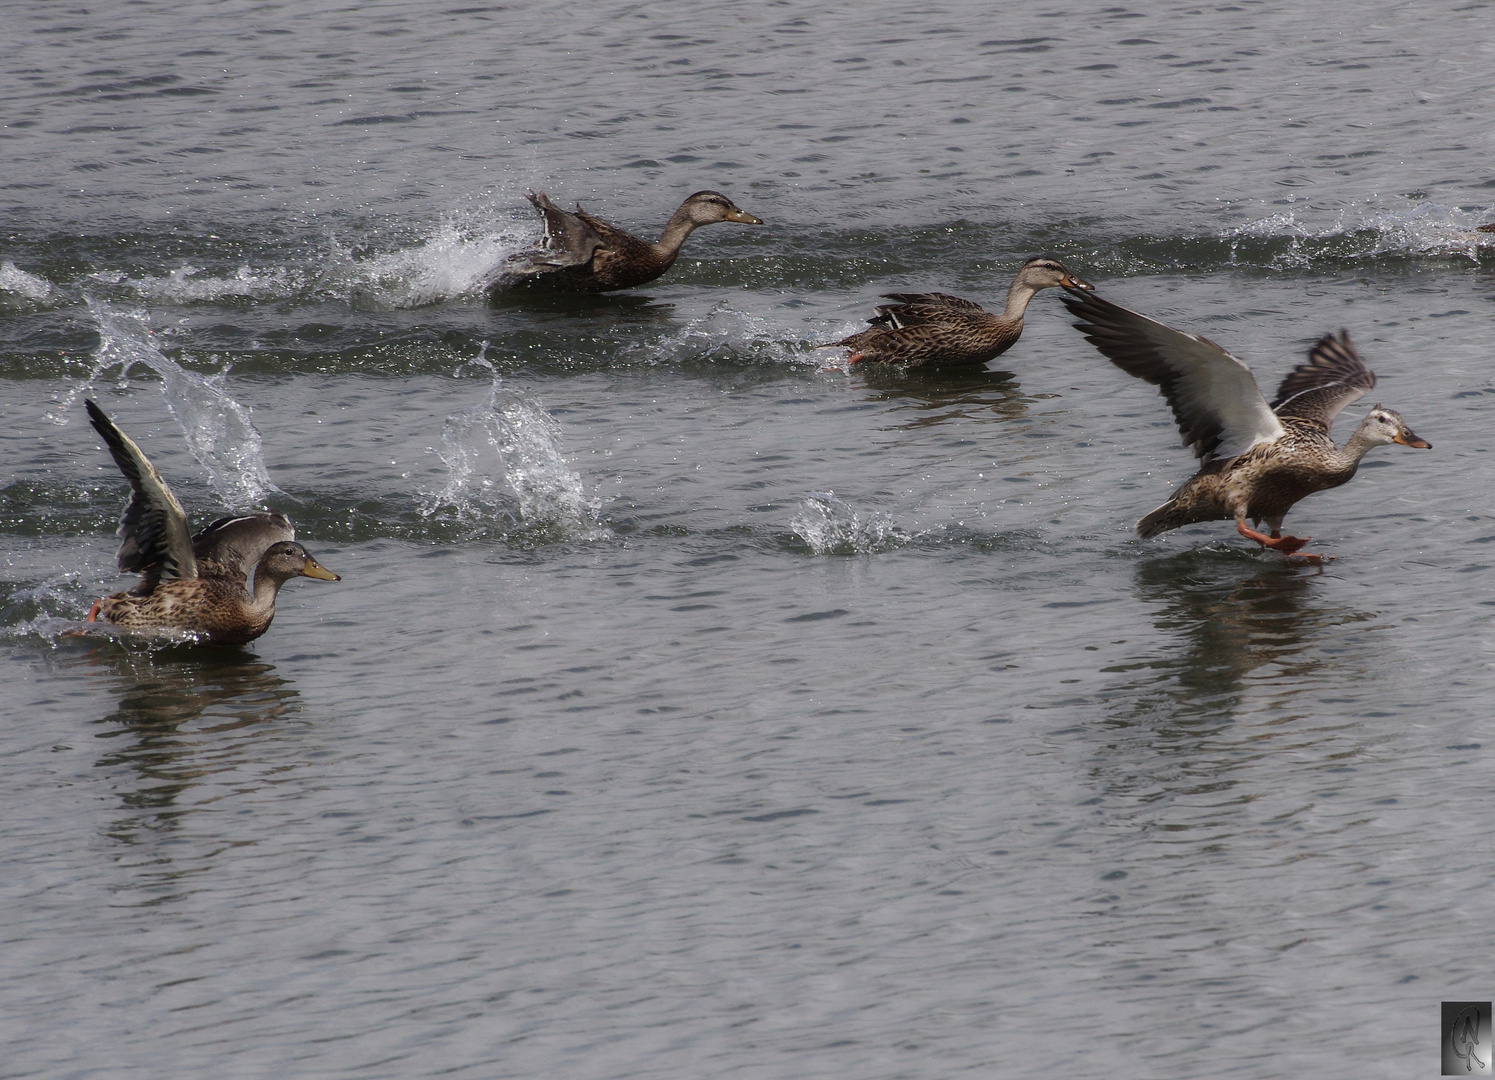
[1236,521,1312,555]
[87,599,101,622]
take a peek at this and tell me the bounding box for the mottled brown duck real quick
[490,189,762,293]
[84,399,339,644]
[827,258,1092,368]
[1062,286,1430,561]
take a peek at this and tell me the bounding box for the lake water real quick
[4,2,1495,1076]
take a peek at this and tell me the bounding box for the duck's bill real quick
[726,209,763,224]
[301,557,341,581]
[1060,274,1094,291]
[1394,430,1431,449]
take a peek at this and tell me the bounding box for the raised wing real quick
[85,400,197,586]
[868,293,988,331]
[878,292,987,312]
[525,190,606,268]
[1061,286,1286,462]
[192,512,295,582]
[1269,330,1376,432]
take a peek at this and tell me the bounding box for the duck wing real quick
[868,294,988,331]
[192,512,295,582]
[1269,331,1376,433]
[879,292,988,312]
[85,400,198,586]
[526,190,606,268]
[1061,286,1286,462]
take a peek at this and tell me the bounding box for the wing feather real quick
[1061,286,1285,462]
[85,400,197,586]
[192,513,295,584]
[878,292,988,312]
[1269,331,1375,431]
[525,190,606,268]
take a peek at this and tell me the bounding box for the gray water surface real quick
[4,2,1495,1077]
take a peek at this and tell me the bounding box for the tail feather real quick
[1136,495,1204,538]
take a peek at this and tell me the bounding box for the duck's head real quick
[680,190,763,226]
[1357,405,1431,449]
[1016,257,1091,292]
[259,541,341,584]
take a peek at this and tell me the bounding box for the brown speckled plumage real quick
[1062,287,1430,558]
[84,400,339,644]
[828,258,1091,368]
[491,189,762,294]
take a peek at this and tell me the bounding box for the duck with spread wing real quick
[1061,287,1430,561]
[84,400,339,643]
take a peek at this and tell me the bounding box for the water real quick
[4,2,1495,1076]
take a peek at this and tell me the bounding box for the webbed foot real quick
[1237,521,1312,555]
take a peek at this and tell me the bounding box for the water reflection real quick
[1103,549,1374,734]
[858,366,1030,429]
[489,284,676,324]
[67,641,301,842]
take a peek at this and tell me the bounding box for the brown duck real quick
[827,258,1092,368]
[1062,286,1431,561]
[491,189,762,293]
[84,399,339,643]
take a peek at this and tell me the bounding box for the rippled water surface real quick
[4,2,1495,1076]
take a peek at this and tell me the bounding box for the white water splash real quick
[96,205,535,310]
[330,217,535,308]
[0,261,54,302]
[1228,202,1495,263]
[123,263,305,304]
[790,492,902,555]
[629,301,825,368]
[421,352,604,538]
[56,302,278,511]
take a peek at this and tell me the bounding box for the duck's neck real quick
[651,209,700,264]
[1001,276,1040,322]
[249,568,288,613]
[1336,426,1385,469]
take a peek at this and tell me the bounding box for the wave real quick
[0,261,56,304]
[620,301,831,370]
[1221,201,1495,265]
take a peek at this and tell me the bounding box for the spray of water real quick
[790,491,902,555]
[421,348,605,539]
[51,301,279,511]
[1227,201,1495,264]
[626,301,826,368]
[0,261,54,303]
[328,216,534,308]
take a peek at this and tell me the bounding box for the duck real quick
[490,189,763,294]
[1061,286,1431,561]
[826,258,1092,368]
[83,399,340,644]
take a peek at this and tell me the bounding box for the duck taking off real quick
[1061,286,1430,562]
[490,189,762,294]
[84,399,339,643]
[828,258,1091,368]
